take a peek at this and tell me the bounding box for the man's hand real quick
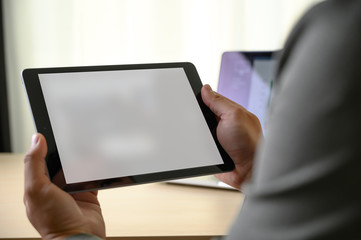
[201,85,263,190]
[24,133,106,240]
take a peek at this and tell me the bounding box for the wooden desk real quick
[0,153,243,240]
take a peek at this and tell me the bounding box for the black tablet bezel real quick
[22,62,234,192]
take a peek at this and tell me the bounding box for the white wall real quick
[3,0,321,153]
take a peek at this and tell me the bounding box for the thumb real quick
[201,84,242,118]
[24,133,49,188]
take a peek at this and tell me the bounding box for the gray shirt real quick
[227,0,361,239]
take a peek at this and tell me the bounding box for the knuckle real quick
[24,151,37,164]
[24,182,50,210]
[24,181,42,198]
[229,107,246,120]
[24,178,48,199]
[210,92,225,104]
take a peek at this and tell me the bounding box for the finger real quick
[201,84,244,118]
[24,133,49,191]
[72,191,100,205]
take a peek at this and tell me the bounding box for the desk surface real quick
[0,153,243,239]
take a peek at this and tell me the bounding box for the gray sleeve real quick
[227,1,361,239]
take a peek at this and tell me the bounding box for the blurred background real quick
[0,0,322,153]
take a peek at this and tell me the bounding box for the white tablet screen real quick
[39,68,223,184]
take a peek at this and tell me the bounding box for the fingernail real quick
[204,84,213,91]
[31,134,40,147]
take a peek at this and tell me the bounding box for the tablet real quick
[22,62,234,192]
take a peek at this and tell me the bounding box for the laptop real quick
[167,51,279,190]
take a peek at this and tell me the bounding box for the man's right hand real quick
[201,84,263,190]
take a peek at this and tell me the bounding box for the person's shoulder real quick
[291,0,361,37]
[277,0,361,76]
[276,1,325,73]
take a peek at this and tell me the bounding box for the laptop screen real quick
[217,51,279,133]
